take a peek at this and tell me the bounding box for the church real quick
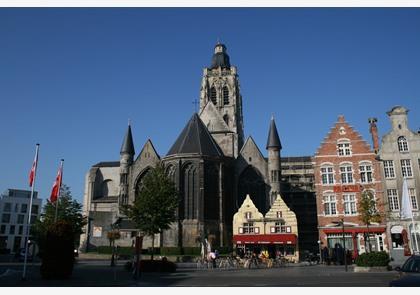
[79,43,318,254]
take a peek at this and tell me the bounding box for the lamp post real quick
[333,218,347,272]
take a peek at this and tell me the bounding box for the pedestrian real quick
[322,246,330,265]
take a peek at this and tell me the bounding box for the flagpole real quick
[22,143,39,281]
[54,159,64,222]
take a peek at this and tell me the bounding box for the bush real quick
[355,251,390,267]
[96,246,134,255]
[161,247,182,256]
[40,221,75,279]
[182,247,201,256]
[139,259,177,272]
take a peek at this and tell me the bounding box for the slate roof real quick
[266,117,282,150]
[166,113,224,157]
[120,124,135,155]
[92,161,120,168]
[210,43,231,69]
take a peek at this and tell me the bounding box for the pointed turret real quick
[120,123,135,156]
[266,116,282,206]
[119,122,135,208]
[266,116,282,150]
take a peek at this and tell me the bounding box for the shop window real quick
[391,233,403,249]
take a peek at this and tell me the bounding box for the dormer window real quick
[397,136,409,152]
[337,140,351,156]
[210,87,217,105]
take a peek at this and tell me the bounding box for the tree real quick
[122,164,179,260]
[32,184,87,254]
[359,190,382,253]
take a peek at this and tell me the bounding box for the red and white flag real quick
[29,144,39,187]
[50,161,63,203]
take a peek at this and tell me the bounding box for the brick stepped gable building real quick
[375,106,420,265]
[314,115,388,259]
[79,43,318,255]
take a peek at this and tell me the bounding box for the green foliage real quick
[161,247,182,256]
[355,251,390,267]
[40,220,75,279]
[32,184,87,249]
[121,164,179,258]
[97,246,134,255]
[182,247,201,256]
[358,190,382,226]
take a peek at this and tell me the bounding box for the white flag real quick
[400,178,413,220]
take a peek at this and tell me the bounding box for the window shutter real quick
[239,227,243,234]
[270,226,275,233]
[255,227,259,234]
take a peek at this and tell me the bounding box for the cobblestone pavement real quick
[0,260,397,287]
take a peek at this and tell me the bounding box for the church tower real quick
[199,43,244,158]
[119,123,135,208]
[266,116,282,206]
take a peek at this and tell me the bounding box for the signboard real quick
[333,185,361,193]
[93,226,102,237]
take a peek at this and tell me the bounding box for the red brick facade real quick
[314,115,388,259]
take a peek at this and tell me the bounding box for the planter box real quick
[353,266,389,273]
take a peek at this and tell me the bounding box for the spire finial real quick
[217,37,220,44]
[128,118,131,126]
[271,113,275,120]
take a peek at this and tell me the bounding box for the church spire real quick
[120,122,135,156]
[266,116,282,150]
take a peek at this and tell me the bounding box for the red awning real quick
[322,227,386,234]
[233,234,297,245]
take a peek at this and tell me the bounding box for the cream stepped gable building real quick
[233,194,299,262]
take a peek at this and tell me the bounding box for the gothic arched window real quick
[182,163,197,219]
[165,164,176,185]
[397,136,409,152]
[210,87,217,105]
[223,86,229,105]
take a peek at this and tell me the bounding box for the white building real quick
[0,189,42,253]
[377,106,420,266]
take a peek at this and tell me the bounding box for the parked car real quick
[389,255,420,287]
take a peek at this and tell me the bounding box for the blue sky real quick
[1,8,420,204]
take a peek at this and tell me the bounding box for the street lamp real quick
[333,218,347,272]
